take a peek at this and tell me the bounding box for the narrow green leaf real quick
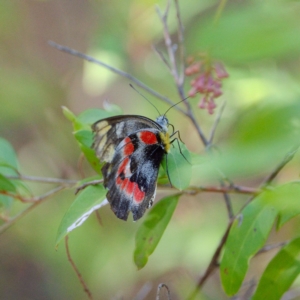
[220,193,278,296]
[77,107,121,125]
[63,106,119,131]
[163,142,192,190]
[62,106,77,123]
[253,237,300,300]
[74,130,93,148]
[0,174,16,192]
[55,185,107,246]
[134,194,180,269]
[74,130,103,174]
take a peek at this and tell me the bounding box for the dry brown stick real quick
[6,174,77,185]
[0,185,65,234]
[65,236,93,300]
[174,0,185,85]
[263,145,300,186]
[256,241,288,255]
[75,179,103,194]
[240,145,300,212]
[48,41,186,114]
[208,100,226,145]
[156,2,208,146]
[187,219,233,300]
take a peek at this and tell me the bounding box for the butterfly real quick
[92,114,174,221]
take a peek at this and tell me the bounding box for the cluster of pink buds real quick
[185,59,229,114]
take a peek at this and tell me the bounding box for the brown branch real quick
[156,3,208,146]
[65,236,93,300]
[187,219,234,300]
[159,184,259,195]
[75,179,103,194]
[48,41,186,114]
[256,241,288,255]
[6,174,77,185]
[262,145,300,186]
[240,145,300,211]
[0,186,65,234]
[152,44,171,71]
[156,1,180,85]
[208,100,226,145]
[174,0,185,85]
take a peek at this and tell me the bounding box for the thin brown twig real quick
[262,144,300,186]
[0,186,65,234]
[220,182,234,219]
[256,241,288,255]
[95,210,103,227]
[152,44,171,70]
[156,1,180,85]
[240,145,300,211]
[75,179,103,194]
[185,185,259,195]
[65,236,93,300]
[6,174,77,185]
[156,3,208,145]
[48,41,186,114]
[174,0,185,85]
[208,100,226,145]
[187,219,234,300]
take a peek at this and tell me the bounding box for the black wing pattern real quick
[92,115,166,221]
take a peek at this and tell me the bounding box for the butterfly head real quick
[155,115,169,132]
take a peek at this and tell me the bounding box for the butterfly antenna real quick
[129,84,161,116]
[163,96,190,117]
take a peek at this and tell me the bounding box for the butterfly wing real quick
[92,116,166,221]
[92,115,163,163]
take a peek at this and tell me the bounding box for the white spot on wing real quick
[116,122,125,137]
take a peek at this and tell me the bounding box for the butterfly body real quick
[92,115,171,221]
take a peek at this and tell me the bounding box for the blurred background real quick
[1,0,300,299]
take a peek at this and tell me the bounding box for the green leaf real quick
[253,237,300,300]
[0,174,16,192]
[187,2,300,63]
[134,194,180,269]
[55,185,107,246]
[163,141,192,190]
[220,193,278,296]
[192,103,300,184]
[63,106,120,131]
[74,130,103,174]
[221,183,300,296]
[63,106,121,172]
[77,108,118,127]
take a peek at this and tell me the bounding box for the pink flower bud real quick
[214,62,229,79]
[198,96,207,109]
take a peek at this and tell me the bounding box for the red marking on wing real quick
[123,137,134,156]
[133,186,145,203]
[116,175,145,204]
[118,157,129,175]
[139,131,158,145]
